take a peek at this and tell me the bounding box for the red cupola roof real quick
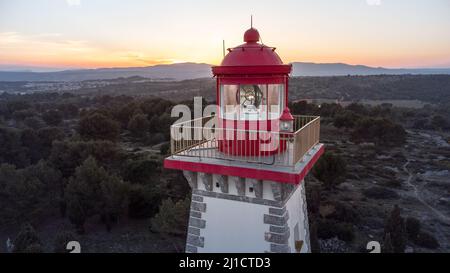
[213,27,292,76]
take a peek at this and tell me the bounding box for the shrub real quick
[150,198,190,236]
[317,219,354,242]
[13,224,42,253]
[414,232,439,249]
[351,118,406,146]
[128,184,161,219]
[312,152,347,189]
[122,159,159,185]
[363,186,399,199]
[384,205,406,253]
[128,113,150,137]
[160,142,170,155]
[405,217,421,240]
[78,113,120,141]
[53,230,77,253]
[330,202,360,224]
[333,111,360,129]
[65,157,128,233]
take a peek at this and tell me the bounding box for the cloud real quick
[66,0,81,7]
[366,0,382,6]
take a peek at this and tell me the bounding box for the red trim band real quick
[164,145,324,185]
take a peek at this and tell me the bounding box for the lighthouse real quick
[164,25,324,253]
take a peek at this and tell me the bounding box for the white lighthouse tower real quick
[164,26,323,253]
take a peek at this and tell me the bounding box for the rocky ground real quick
[312,124,450,253]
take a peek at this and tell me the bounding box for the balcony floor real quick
[174,139,296,166]
[165,143,325,184]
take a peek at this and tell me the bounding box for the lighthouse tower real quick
[164,25,324,253]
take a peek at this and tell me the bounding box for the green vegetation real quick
[0,92,190,251]
[150,198,191,236]
[312,152,347,189]
[384,205,406,253]
[13,224,43,253]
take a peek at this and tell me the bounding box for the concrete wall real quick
[184,170,310,253]
[284,182,310,253]
[199,196,271,253]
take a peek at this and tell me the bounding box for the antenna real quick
[251,15,253,28]
[223,40,226,58]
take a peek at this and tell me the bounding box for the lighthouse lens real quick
[238,85,265,119]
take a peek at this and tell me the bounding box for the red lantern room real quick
[213,27,293,156]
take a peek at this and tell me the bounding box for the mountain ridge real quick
[0,62,449,82]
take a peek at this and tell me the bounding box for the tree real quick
[65,157,127,233]
[49,140,118,178]
[312,152,346,189]
[78,113,120,141]
[351,118,406,146]
[414,232,439,249]
[0,162,59,225]
[405,217,421,240]
[382,233,394,253]
[122,159,159,185]
[150,198,190,236]
[23,116,46,130]
[384,205,406,253]
[42,109,63,126]
[431,115,448,131]
[13,224,43,253]
[128,184,162,219]
[53,230,77,253]
[0,126,29,167]
[127,113,149,137]
[37,127,65,157]
[333,111,360,129]
[160,142,170,155]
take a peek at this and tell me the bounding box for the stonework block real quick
[183,171,197,189]
[216,175,229,194]
[271,182,283,201]
[190,210,202,219]
[265,231,289,244]
[199,172,213,191]
[252,180,263,199]
[191,201,206,213]
[189,217,206,229]
[263,212,289,226]
[192,195,203,202]
[269,225,289,234]
[188,227,201,236]
[269,207,285,216]
[185,244,198,253]
[235,177,246,196]
[187,234,205,247]
[270,244,291,253]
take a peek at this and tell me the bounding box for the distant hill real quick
[0,62,449,82]
[291,62,450,77]
[0,63,212,82]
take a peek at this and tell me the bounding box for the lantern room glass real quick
[220,84,284,121]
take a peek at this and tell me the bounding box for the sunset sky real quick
[1,0,450,70]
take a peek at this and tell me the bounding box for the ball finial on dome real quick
[244,28,260,43]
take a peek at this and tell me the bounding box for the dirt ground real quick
[316,124,450,252]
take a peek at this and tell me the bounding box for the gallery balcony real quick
[164,115,324,184]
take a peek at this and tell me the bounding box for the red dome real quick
[220,28,284,67]
[212,27,292,75]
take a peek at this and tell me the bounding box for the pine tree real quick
[382,233,394,253]
[65,157,127,233]
[13,224,43,253]
[384,205,406,253]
